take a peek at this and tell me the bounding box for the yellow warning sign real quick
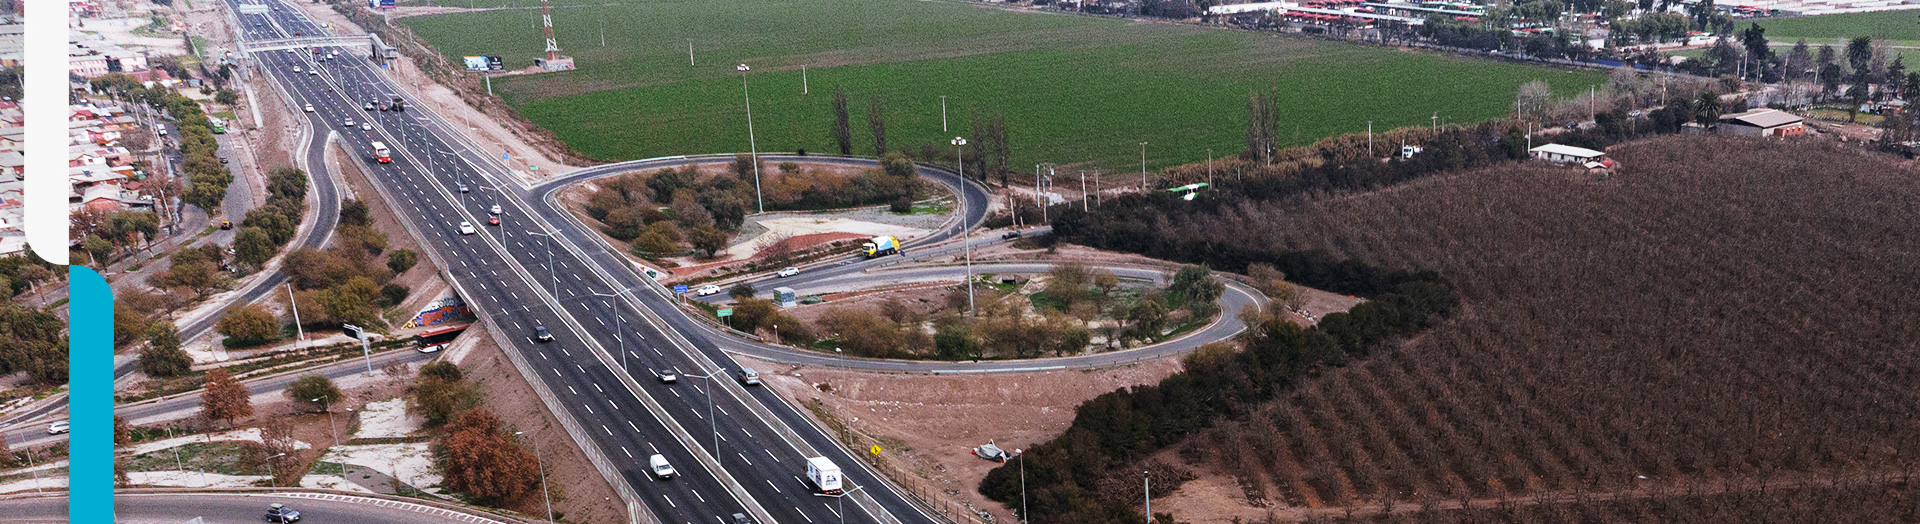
[869,445,882,455]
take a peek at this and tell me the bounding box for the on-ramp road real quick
[0,492,517,523]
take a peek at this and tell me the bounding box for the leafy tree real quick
[880,152,915,178]
[339,198,370,227]
[1170,264,1224,318]
[933,321,980,360]
[139,324,193,377]
[380,283,410,307]
[318,276,382,328]
[729,282,756,300]
[284,375,344,411]
[1124,298,1168,342]
[729,298,777,333]
[233,227,275,267]
[867,95,887,156]
[1246,89,1279,163]
[436,409,540,504]
[1846,36,1873,82]
[200,367,254,427]
[832,87,852,156]
[386,248,418,274]
[689,226,729,258]
[217,304,279,347]
[214,89,238,105]
[414,362,477,426]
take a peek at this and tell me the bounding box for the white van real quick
[649,454,676,479]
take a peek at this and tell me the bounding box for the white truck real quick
[805,456,842,495]
[860,236,899,258]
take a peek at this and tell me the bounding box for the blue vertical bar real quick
[69,266,113,524]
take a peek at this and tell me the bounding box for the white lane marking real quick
[797,508,812,523]
[663,496,675,509]
[567,386,578,395]
[766,449,780,463]
[621,446,633,458]
[737,452,752,466]
[585,404,594,414]
[628,421,640,432]
[768,480,782,493]
[692,490,705,503]
[648,442,659,454]
[593,383,604,393]
[602,424,612,435]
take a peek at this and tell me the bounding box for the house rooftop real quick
[1719,108,1803,129]
[1528,143,1606,158]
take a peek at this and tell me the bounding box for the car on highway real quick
[458,183,470,193]
[264,503,302,522]
[308,70,319,76]
[361,122,371,131]
[292,66,301,73]
[364,102,374,110]
[777,267,799,278]
[219,157,229,164]
[458,221,476,235]
[303,104,314,112]
[487,215,500,226]
[732,513,753,524]
[46,421,68,434]
[533,326,553,342]
[1002,230,1023,239]
[220,220,233,230]
[738,368,761,386]
[695,284,721,296]
[489,204,502,215]
[658,369,678,384]
[649,454,676,479]
[343,118,354,126]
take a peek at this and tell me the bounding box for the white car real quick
[343,118,354,126]
[489,204,502,215]
[696,284,721,296]
[46,421,69,434]
[292,66,302,73]
[649,454,676,479]
[308,70,319,76]
[776,267,799,278]
[360,122,371,131]
[364,102,375,111]
[303,104,315,112]
[458,221,476,235]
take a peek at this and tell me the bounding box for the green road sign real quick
[717,308,734,317]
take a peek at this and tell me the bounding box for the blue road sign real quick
[673,284,689,294]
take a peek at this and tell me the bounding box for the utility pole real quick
[588,289,630,373]
[1079,171,1088,212]
[1205,149,1213,187]
[953,137,972,316]
[688,39,694,66]
[1367,120,1373,157]
[802,65,808,95]
[739,63,764,213]
[1144,471,1151,523]
[940,95,948,132]
[1138,141,1148,191]
[515,432,555,523]
[286,283,304,348]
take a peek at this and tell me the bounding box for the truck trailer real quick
[861,236,899,258]
[805,457,843,495]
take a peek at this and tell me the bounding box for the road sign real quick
[716,308,734,317]
[870,445,882,455]
[673,284,689,294]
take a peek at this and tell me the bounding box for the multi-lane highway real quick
[223,3,940,524]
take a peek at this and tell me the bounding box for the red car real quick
[487,215,500,226]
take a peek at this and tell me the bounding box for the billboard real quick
[462,56,505,72]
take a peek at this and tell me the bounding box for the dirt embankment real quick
[456,330,626,524]
[746,356,1183,523]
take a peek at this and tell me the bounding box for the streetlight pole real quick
[266,452,287,485]
[1139,142,1148,191]
[1019,450,1028,524]
[738,63,764,214]
[587,289,630,373]
[316,397,342,479]
[838,484,868,524]
[515,431,555,523]
[941,96,948,132]
[687,369,727,454]
[1205,149,1212,187]
[1367,120,1373,157]
[525,228,558,297]
[952,137,972,316]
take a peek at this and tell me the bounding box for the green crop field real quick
[1754,10,1920,44]
[402,0,1604,171]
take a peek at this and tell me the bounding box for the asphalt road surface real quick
[223,4,937,524]
[0,492,513,523]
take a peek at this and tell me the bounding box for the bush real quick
[284,375,343,411]
[139,324,192,377]
[380,283,410,307]
[216,304,279,347]
[386,248,418,274]
[890,196,913,214]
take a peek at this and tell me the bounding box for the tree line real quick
[90,74,235,227]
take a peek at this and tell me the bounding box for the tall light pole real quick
[738,63,764,213]
[515,431,555,523]
[1367,120,1373,157]
[525,227,558,296]
[266,452,288,485]
[586,288,631,373]
[686,369,727,454]
[1205,149,1213,187]
[1139,141,1148,191]
[953,136,973,316]
[940,95,948,132]
[838,484,868,524]
[1143,470,1151,524]
[1018,449,1028,524]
